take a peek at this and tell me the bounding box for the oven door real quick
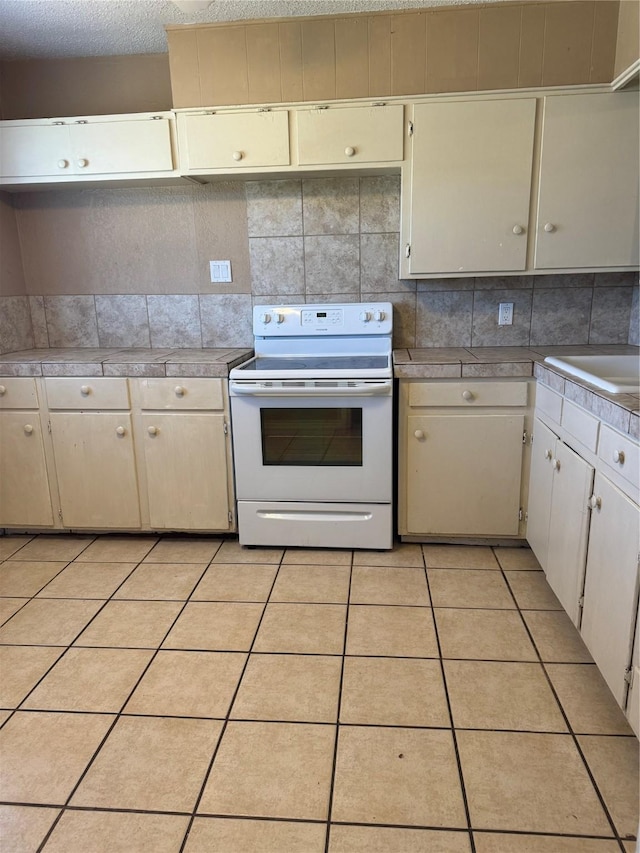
[229,379,392,502]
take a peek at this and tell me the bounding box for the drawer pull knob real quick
[544,222,556,233]
[23,424,33,435]
[174,385,185,397]
[462,390,474,401]
[414,429,425,440]
[0,385,6,396]
[232,150,243,161]
[589,495,602,510]
[345,146,356,157]
[613,450,625,465]
[80,385,91,396]
[57,159,69,169]
[115,426,126,436]
[512,224,524,235]
[544,449,552,460]
[77,158,89,168]
[147,426,158,436]
[552,458,560,471]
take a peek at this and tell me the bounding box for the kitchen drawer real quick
[0,377,39,409]
[408,380,528,408]
[45,377,130,410]
[296,104,403,166]
[535,383,563,425]
[137,378,224,411]
[598,425,639,497]
[561,400,599,452]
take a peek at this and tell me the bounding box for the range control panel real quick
[253,302,393,336]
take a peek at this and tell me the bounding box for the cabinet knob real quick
[543,222,556,233]
[589,494,602,510]
[23,424,34,435]
[232,150,243,161]
[174,385,185,397]
[414,429,425,440]
[544,449,552,460]
[345,146,356,157]
[0,385,6,396]
[80,385,91,396]
[115,426,126,436]
[147,426,158,436]
[512,224,524,235]
[552,458,560,471]
[461,390,474,401]
[57,159,69,169]
[77,158,89,168]
[613,449,625,465]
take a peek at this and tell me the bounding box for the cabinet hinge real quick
[405,243,411,259]
[372,101,387,107]
[228,510,234,525]
[624,666,634,686]
[47,420,52,434]
[223,421,228,435]
[150,115,163,120]
[578,595,585,609]
[522,430,528,444]
[408,120,414,137]
[257,107,272,112]
[57,508,63,521]
[518,508,524,521]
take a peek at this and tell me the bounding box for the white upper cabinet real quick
[177,110,290,172]
[405,98,536,276]
[295,104,403,166]
[0,113,181,188]
[534,92,640,270]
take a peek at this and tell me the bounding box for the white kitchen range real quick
[229,303,393,549]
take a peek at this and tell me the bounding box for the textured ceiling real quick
[0,0,506,61]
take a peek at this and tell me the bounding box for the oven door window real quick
[261,407,363,466]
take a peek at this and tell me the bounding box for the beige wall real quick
[614,0,640,79]
[167,1,620,108]
[0,192,26,296]
[13,183,251,296]
[0,54,172,120]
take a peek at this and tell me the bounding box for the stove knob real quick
[373,310,385,322]
[260,313,271,324]
[275,313,284,324]
[359,311,371,322]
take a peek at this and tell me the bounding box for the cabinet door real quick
[178,112,290,170]
[406,413,524,536]
[50,412,140,529]
[626,607,639,737]
[580,473,640,706]
[526,419,557,568]
[297,105,403,165]
[70,118,175,175]
[140,413,230,531]
[0,124,71,178]
[0,413,53,527]
[535,92,640,269]
[408,98,536,274]
[545,442,594,626]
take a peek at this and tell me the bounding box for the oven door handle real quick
[230,381,392,397]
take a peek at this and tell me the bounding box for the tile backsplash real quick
[1,175,638,353]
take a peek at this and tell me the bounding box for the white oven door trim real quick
[229,385,392,503]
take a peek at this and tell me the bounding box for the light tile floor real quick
[0,534,638,853]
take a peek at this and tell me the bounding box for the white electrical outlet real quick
[498,302,514,325]
[210,260,232,283]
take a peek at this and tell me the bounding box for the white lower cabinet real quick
[527,417,594,625]
[49,411,141,529]
[399,380,531,539]
[580,473,640,709]
[0,379,54,528]
[134,378,233,532]
[527,390,640,728]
